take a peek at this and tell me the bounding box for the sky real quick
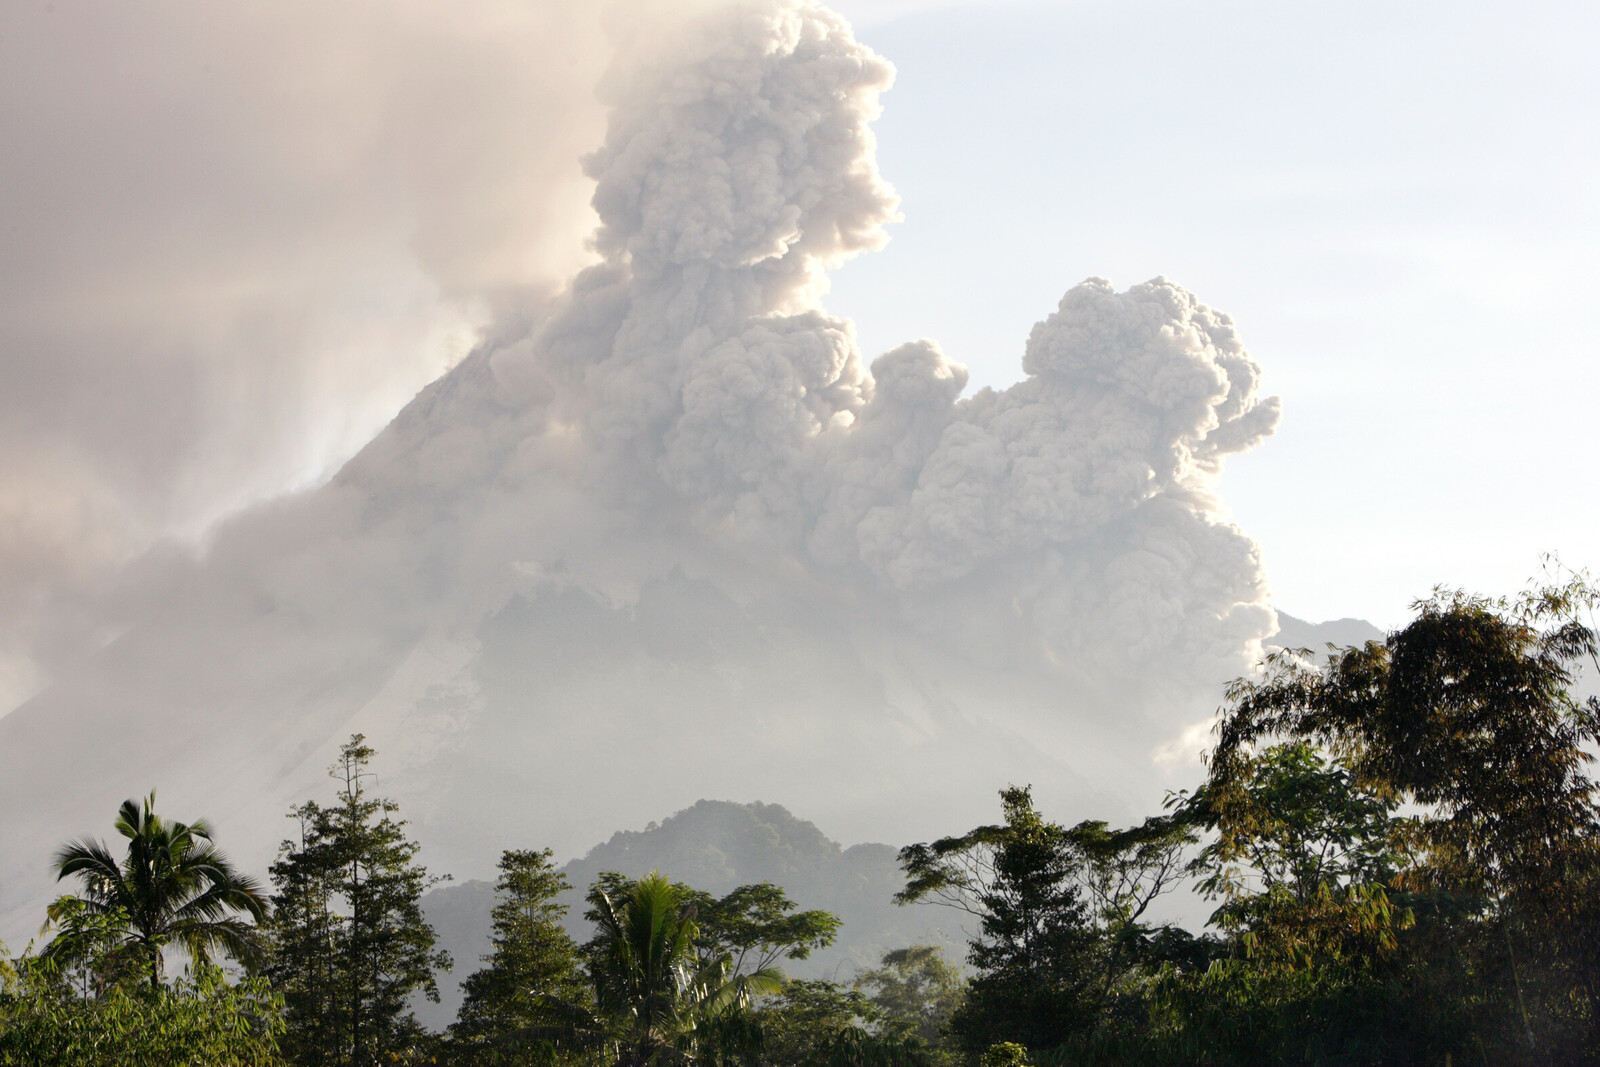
[1,0,1596,714]
[825,0,1600,632]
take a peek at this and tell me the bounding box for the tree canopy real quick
[264,735,450,1066]
[450,847,589,1065]
[42,792,268,991]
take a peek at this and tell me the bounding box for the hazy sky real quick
[827,0,1600,631]
[1,0,1594,714]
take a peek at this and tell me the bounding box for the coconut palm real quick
[521,873,782,1067]
[597,872,778,1067]
[43,791,269,989]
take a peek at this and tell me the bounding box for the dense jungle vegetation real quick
[3,580,1599,1066]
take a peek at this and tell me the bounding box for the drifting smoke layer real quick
[0,0,612,712]
[0,0,1279,942]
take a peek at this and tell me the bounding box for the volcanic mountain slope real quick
[0,0,1284,946]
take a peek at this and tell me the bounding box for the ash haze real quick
[0,0,1587,947]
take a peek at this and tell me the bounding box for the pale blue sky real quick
[826,0,1600,628]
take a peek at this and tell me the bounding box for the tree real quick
[1212,587,1600,906]
[687,882,841,979]
[896,786,1099,1056]
[42,792,267,991]
[0,954,286,1066]
[1190,742,1401,905]
[264,735,450,1066]
[748,948,959,1067]
[853,946,964,1051]
[450,848,588,1063]
[583,873,840,982]
[532,873,788,1067]
[589,872,785,1067]
[751,978,880,1067]
[1183,741,1409,971]
[1063,812,1198,997]
[808,1024,934,1067]
[1206,582,1600,1061]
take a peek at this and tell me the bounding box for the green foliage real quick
[898,787,1197,1057]
[34,898,147,997]
[692,882,841,976]
[0,955,285,1066]
[1188,742,1402,905]
[525,873,800,1067]
[1063,813,1198,997]
[42,791,268,990]
[586,873,840,982]
[1205,582,1600,1060]
[264,734,450,1066]
[1008,576,1600,1065]
[1214,585,1600,900]
[1042,959,1407,1067]
[11,570,1597,1065]
[810,1025,934,1067]
[853,946,963,1048]
[751,979,879,1067]
[558,800,930,988]
[1181,741,1411,972]
[584,872,784,1067]
[898,787,1098,1055]
[450,848,589,1065]
[977,1042,1029,1067]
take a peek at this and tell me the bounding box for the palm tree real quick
[591,872,783,1067]
[525,873,782,1067]
[43,791,269,989]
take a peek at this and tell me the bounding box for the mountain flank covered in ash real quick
[417,799,965,1032]
[1,0,1283,947]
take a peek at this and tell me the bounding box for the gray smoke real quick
[474,0,1279,685]
[0,0,613,712]
[1,0,1279,947]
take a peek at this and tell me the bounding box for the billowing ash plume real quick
[475,0,1278,678]
[0,0,1279,945]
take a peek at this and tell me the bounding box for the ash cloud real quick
[485,0,1280,683]
[0,0,614,711]
[1,0,1280,944]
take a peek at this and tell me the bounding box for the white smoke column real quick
[484,0,1282,700]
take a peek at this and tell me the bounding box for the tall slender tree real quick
[450,848,588,1063]
[896,786,1099,1056]
[43,792,267,990]
[264,735,450,1066]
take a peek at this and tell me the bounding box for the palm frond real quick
[45,793,266,983]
